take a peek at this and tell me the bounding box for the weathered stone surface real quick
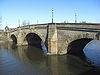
[47,23,58,54]
[5,23,100,55]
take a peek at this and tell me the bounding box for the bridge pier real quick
[17,28,28,46]
[17,37,28,46]
[47,23,58,55]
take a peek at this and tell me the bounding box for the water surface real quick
[0,42,99,75]
[84,40,100,69]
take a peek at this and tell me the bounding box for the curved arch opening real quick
[11,34,17,44]
[67,38,93,59]
[25,33,42,48]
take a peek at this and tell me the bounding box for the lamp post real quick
[52,9,54,23]
[75,13,77,23]
[75,9,77,23]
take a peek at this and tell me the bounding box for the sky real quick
[0,0,100,29]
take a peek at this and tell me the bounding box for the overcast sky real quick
[0,0,100,29]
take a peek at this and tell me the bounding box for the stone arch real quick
[96,32,100,40]
[86,32,89,38]
[11,34,17,44]
[67,38,93,59]
[25,33,43,48]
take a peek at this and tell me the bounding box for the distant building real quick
[5,26,9,31]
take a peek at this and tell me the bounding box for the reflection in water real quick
[0,42,99,75]
[42,44,48,55]
[84,40,100,69]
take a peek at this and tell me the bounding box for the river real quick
[0,40,100,75]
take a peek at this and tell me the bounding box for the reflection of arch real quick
[25,33,42,48]
[11,34,17,44]
[26,46,44,62]
[67,38,93,59]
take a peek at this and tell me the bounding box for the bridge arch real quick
[67,38,93,59]
[25,33,43,48]
[11,34,17,44]
[96,32,100,40]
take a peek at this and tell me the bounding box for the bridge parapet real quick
[6,23,100,55]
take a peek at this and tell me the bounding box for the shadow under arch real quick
[67,38,93,60]
[25,33,42,48]
[25,46,45,63]
[11,34,17,44]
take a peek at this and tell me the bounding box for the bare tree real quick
[23,20,30,26]
[18,19,20,27]
[23,20,27,26]
[27,20,30,25]
[0,16,2,29]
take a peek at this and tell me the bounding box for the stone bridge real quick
[6,23,100,55]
